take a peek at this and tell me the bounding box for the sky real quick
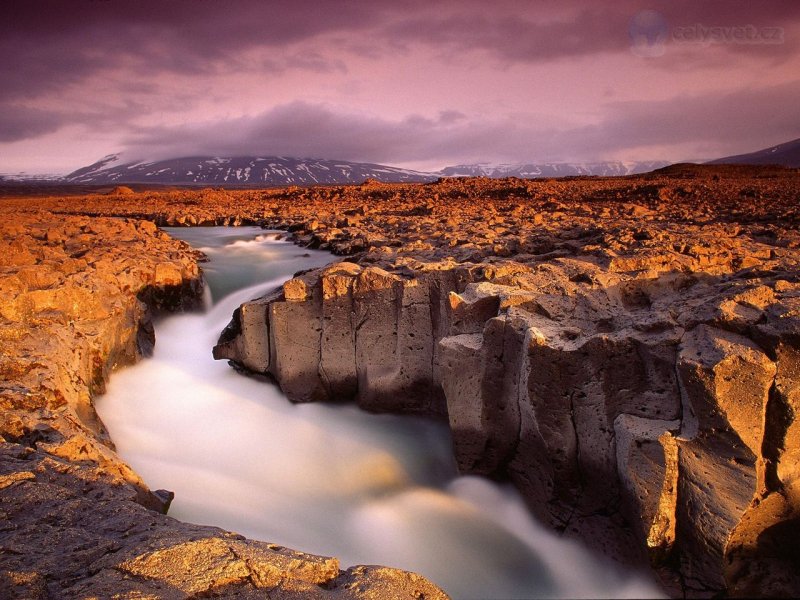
[1,0,799,174]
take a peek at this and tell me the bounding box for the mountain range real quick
[3,137,797,186]
[52,155,671,186]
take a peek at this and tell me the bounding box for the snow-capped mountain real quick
[438,161,670,178]
[707,137,800,168]
[64,155,436,185]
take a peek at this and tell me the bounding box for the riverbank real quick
[0,212,446,598]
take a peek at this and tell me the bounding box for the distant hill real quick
[648,162,795,179]
[708,137,800,168]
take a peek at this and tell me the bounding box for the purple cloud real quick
[1,0,799,171]
[120,81,800,165]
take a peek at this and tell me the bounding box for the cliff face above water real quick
[204,167,800,597]
[0,211,446,599]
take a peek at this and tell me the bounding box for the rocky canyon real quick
[2,164,799,598]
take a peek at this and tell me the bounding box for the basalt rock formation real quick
[207,166,800,597]
[0,212,446,599]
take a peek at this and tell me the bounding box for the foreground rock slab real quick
[0,445,443,599]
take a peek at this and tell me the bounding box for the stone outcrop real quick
[0,212,447,599]
[208,167,800,597]
[214,253,800,596]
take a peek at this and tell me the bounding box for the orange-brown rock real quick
[4,165,800,597]
[0,212,447,599]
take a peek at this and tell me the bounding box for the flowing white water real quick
[96,227,664,599]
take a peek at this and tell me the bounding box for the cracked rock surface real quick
[0,211,447,599]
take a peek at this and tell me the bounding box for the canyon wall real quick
[216,232,800,597]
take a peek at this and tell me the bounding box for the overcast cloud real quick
[1,0,798,173]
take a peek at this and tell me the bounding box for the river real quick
[96,226,663,599]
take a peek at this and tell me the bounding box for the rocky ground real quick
[2,164,800,598]
[0,213,447,598]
